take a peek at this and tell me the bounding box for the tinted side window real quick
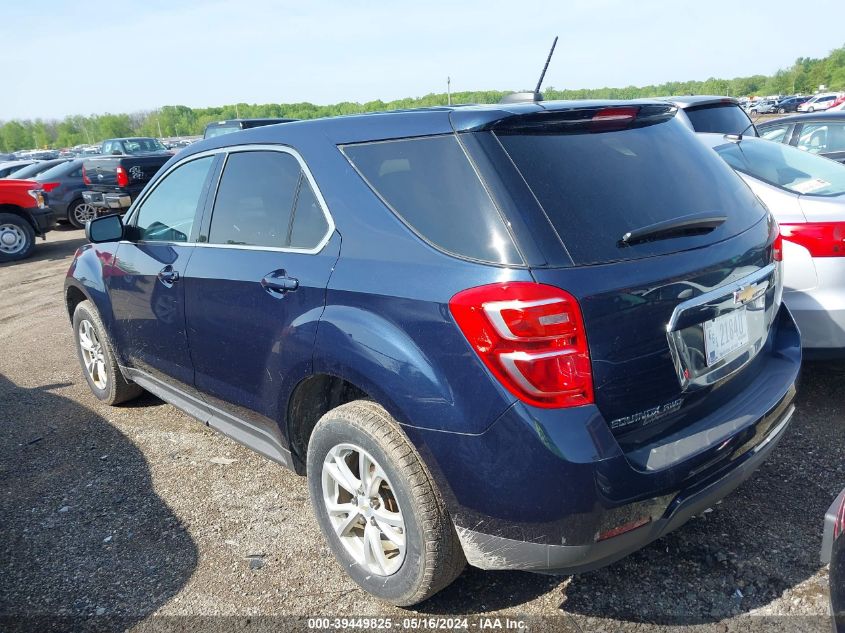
[134,156,214,242]
[289,178,329,249]
[209,151,300,247]
[343,135,522,265]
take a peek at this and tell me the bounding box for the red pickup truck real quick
[0,179,56,262]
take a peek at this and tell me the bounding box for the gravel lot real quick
[0,228,842,632]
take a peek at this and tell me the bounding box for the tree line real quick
[2,44,844,152]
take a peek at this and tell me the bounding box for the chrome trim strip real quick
[667,263,776,332]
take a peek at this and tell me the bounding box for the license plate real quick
[703,307,749,366]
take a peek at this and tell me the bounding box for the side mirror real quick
[86,214,124,243]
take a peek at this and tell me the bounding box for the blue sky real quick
[2,0,843,121]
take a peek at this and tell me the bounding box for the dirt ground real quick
[0,227,842,632]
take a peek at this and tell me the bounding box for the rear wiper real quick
[620,212,727,247]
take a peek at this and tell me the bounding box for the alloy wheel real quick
[78,319,108,390]
[321,443,406,576]
[0,223,27,255]
[72,202,96,227]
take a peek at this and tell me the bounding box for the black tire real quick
[808,106,815,113]
[67,198,96,230]
[307,400,465,606]
[778,107,786,114]
[0,212,36,262]
[72,300,143,405]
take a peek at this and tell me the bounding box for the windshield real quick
[36,160,79,181]
[714,137,845,197]
[684,103,757,136]
[5,162,46,179]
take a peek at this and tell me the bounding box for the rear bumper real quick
[456,397,794,572]
[404,304,801,573]
[82,190,131,211]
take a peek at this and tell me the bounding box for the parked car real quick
[81,138,172,214]
[798,93,840,113]
[4,158,70,180]
[67,101,799,605]
[655,96,758,136]
[0,160,38,178]
[203,118,297,139]
[698,133,845,355]
[750,99,778,115]
[757,112,845,164]
[35,159,92,228]
[0,178,55,262]
[828,95,845,112]
[822,488,844,632]
[774,96,811,114]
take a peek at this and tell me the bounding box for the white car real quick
[699,133,845,356]
[798,93,840,113]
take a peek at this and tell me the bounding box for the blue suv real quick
[66,101,801,606]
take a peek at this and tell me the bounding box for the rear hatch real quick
[473,105,780,450]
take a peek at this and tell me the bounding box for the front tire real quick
[0,213,35,262]
[73,300,143,405]
[778,107,786,114]
[307,401,465,606]
[68,199,97,230]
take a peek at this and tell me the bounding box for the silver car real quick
[698,133,845,355]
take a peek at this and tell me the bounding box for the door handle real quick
[157,265,180,288]
[261,270,299,295]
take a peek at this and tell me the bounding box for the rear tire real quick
[68,199,96,230]
[0,213,36,262]
[73,300,143,405]
[307,400,465,606]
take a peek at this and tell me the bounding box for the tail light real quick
[116,166,129,188]
[772,229,783,262]
[82,166,91,185]
[40,182,60,192]
[449,282,593,408]
[780,222,845,257]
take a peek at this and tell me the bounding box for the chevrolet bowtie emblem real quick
[734,284,760,305]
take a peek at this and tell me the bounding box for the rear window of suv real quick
[342,135,522,265]
[684,103,757,136]
[495,112,765,265]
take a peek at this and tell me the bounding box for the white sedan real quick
[699,132,845,357]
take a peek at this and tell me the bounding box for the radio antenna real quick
[534,36,558,94]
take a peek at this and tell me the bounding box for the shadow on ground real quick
[0,233,87,268]
[0,373,197,632]
[419,363,842,622]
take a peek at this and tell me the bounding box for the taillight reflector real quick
[773,230,783,262]
[780,222,845,257]
[82,166,91,185]
[449,282,593,408]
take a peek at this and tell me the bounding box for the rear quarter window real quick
[342,135,522,265]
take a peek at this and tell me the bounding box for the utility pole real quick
[447,77,451,106]
[236,103,240,118]
[157,117,163,138]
